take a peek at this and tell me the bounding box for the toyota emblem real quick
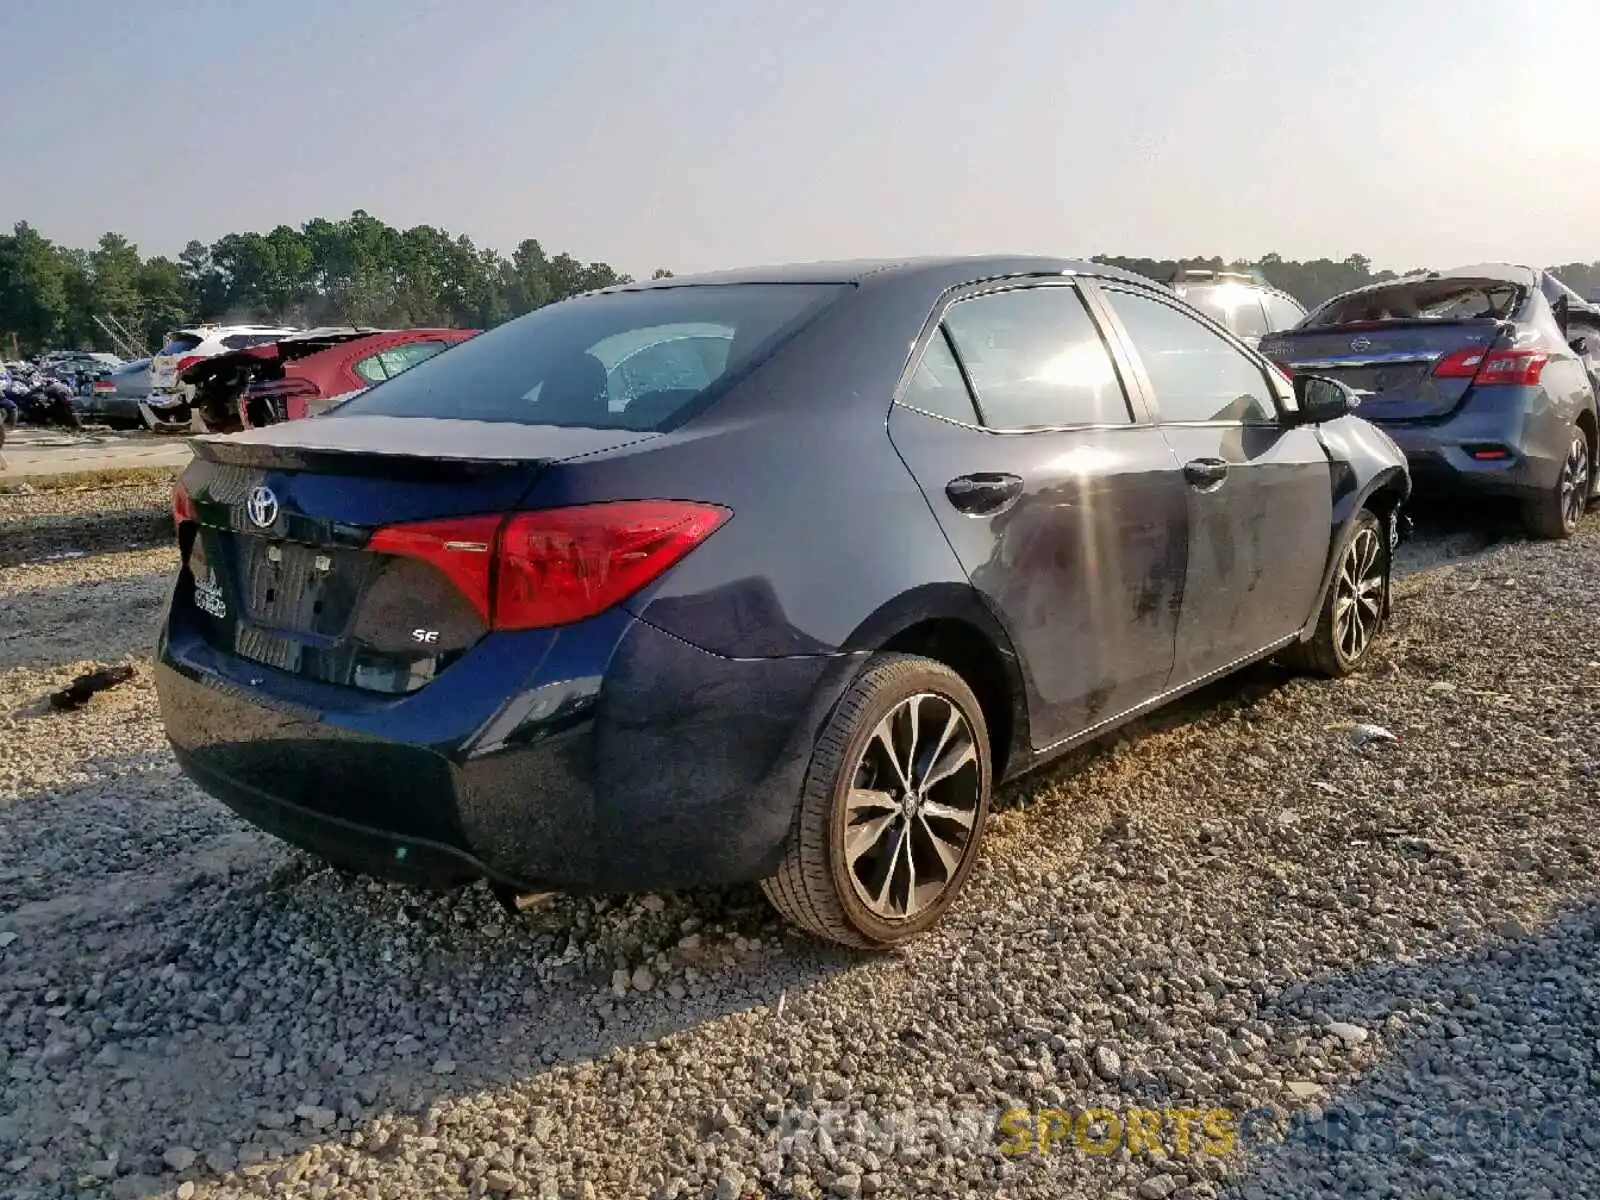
[246,486,280,529]
[1349,336,1372,352]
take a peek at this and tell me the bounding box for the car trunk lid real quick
[1259,318,1511,420]
[177,417,657,694]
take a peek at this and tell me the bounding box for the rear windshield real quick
[333,283,848,430]
[158,334,203,355]
[1306,278,1524,327]
[1179,284,1269,339]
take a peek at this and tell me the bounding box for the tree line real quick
[0,211,672,357]
[1,212,1596,356]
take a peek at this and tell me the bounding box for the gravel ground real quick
[1,500,1597,1200]
[0,482,175,569]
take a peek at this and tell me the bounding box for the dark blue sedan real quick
[156,256,1408,947]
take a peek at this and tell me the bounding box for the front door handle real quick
[1183,458,1229,490]
[945,472,1024,515]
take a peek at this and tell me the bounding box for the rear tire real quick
[761,654,992,949]
[1521,424,1590,540]
[1282,508,1388,678]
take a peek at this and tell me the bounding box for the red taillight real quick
[1431,348,1487,378]
[1474,349,1548,387]
[496,501,731,630]
[368,515,502,621]
[367,502,730,631]
[175,354,206,376]
[1433,346,1547,386]
[172,482,196,534]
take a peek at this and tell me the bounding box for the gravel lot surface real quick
[0,482,175,569]
[2,493,1597,1200]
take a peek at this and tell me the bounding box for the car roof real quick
[607,255,1155,293]
[174,324,300,336]
[1403,263,1538,287]
[275,326,467,343]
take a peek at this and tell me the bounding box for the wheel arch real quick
[842,583,1032,783]
[1299,465,1408,640]
[1576,404,1597,463]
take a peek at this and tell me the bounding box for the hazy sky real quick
[3,0,1597,275]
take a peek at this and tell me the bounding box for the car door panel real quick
[1157,423,1332,680]
[1090,283,1333,684]
[885,284,1189,750]
[890,411,1188,747]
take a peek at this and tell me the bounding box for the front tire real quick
[1521,424,1590,540]
[1283,508,1388,678]
[762,654,992,949]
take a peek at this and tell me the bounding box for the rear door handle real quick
[945,472,1024,515]
[1183,458,1229,490]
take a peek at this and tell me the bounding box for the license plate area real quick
[237,537,368,637]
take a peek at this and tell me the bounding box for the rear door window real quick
[1104,288,1279,424]
[354,341,450,384]
[380,341,448,377]
[335,283,847,430]
[941,285,1132,429]
[897,331,980,424]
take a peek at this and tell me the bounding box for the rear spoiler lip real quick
[1284,316,1511,335]
[184,419,660,478]
[186,436,542,480]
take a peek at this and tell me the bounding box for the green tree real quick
[0,222,70,352]
[89,232,145,331]
[135,256,188,351]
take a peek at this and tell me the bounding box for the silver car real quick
[76,358,153,428]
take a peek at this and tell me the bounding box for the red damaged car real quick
[183,327,478,433]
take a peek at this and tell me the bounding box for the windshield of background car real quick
[1179,283,1269,340]
[158,334,203,355]
[1306,279,1524,326]
[335,283,850,430]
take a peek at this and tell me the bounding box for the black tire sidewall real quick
[820,659,992,946]
[1331,509,1387,672]
[1564,428,1590,535]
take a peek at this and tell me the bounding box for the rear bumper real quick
[156,601,856,893]
[78,395,145,422]
[1371,391,1571,499]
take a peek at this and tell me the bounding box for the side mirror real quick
[1554,293,1571,332]
[1571,334,1590,356]
[1287,374,1358,425]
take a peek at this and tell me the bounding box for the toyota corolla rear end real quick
[1259,274,1573,498]
[155,280,855,894]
